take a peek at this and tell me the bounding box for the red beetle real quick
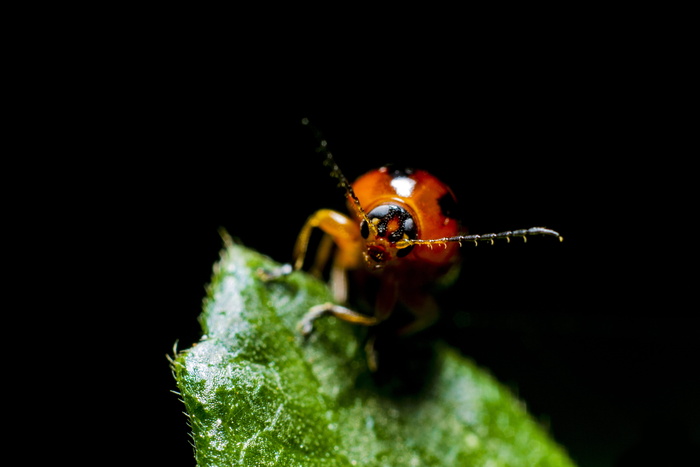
[279,119,561,369]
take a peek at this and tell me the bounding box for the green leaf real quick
[173,238,575,466]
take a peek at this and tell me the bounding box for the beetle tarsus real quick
[298,303,333,337]
[257,263,293,282]
[298,302,382,339]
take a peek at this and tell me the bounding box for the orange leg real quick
[397,292,440,336]
[293,209,362,272]
[308,234,349,303]
[309,233,335,277]
[298,302,382,336]
[292,210,418,372]
[299,271,400,331]
[261,209,360,288]
[293,209,377,335]
[293,209,362,304]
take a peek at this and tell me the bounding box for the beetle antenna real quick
[301,118,377,234]
[395,227,563,249]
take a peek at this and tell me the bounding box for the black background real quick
[42,27,695,466]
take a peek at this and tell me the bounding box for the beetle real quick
[275,119,561,370]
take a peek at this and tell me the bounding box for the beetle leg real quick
[256,263,293,281]
[294,209,371,338]
[309,233,335,277]
[397,293,439,336]
[328,257,348,303]
[373,273,400,323]
[293,209,362,271]
[298,303,381,337]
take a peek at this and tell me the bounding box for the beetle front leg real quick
[261,209,361,292]
[293,209,362,272]
[298,302,382,337]
[291,209,378,337]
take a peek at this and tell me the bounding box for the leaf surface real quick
[173,240,574,466]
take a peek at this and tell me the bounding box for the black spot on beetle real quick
[383,164,415,178]
[437,192,459,219]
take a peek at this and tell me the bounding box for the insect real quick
[278,119,561,370]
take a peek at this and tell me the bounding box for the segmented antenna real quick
[301,118,377,235]
[395,227,563,249]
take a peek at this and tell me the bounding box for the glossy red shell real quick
[350,167,461,266]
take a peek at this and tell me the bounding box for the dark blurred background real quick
[72,32,695,466]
